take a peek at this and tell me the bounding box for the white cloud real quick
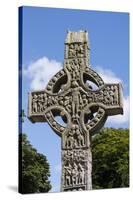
[23,57,62,90]
[95,66,123,84]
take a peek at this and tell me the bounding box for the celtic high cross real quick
[28,31,123,192]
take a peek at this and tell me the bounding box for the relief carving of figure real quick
[38,94,45,112]
[78,150,87,161]
[69,44,76,57]
[77,44,84,57]
[68,43,85,58]
[72,162,78,185]
[78,163,85,185]
[104,87,111,105]
[71,80,88,119]
[65,130,74,149]
[64,162,85,187]
[81,94,88,108]
[63,150,73,162]
[48,95,58,106]
[109,87,114,105]
[65,124,85,148]
[68,59,80,81]
[32,94,38,113]
[71,80,80,118]
[113,85,118,104]
[64,164,72,186]
[75,125,85,147]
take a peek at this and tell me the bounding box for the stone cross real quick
[28,31,123,192]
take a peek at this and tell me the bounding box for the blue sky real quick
[20,6,129,192]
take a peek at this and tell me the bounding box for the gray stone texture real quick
[28,31,123,192]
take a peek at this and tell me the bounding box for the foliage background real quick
[92,128,129,189]
[19,134,51,194]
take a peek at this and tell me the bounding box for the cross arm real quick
[28,88,72,123]
[28,90,47,123]
[86,83,123,116]
[28,89,62,123]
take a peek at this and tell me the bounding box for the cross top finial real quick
[65,30,89,44]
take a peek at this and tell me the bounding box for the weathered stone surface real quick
[28,30,123,192]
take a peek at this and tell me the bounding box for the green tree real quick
[92,128,129,189]
[19,134,51,194]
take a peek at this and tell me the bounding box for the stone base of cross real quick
[28,31,123,192]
